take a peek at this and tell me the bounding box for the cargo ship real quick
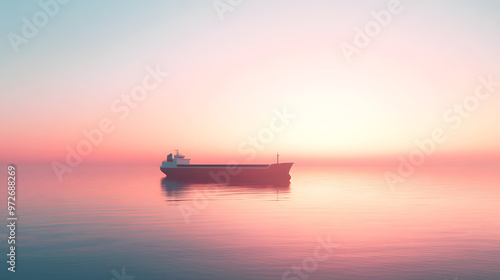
[160,150,293,183]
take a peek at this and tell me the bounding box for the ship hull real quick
[160,163,293,184]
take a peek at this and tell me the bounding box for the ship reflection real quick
[160,177,291,201]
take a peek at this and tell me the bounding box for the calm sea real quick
[1,164,499,280]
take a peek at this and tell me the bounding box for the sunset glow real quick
[1,1,499,166]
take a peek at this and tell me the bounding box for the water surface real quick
[1,164,499,280]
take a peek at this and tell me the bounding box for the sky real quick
[1,0,500,166]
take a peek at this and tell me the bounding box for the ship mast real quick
[277,153,279,164]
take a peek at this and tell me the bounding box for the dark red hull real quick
[160,163,293,184]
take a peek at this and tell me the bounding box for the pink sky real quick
[1,1,500,165]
